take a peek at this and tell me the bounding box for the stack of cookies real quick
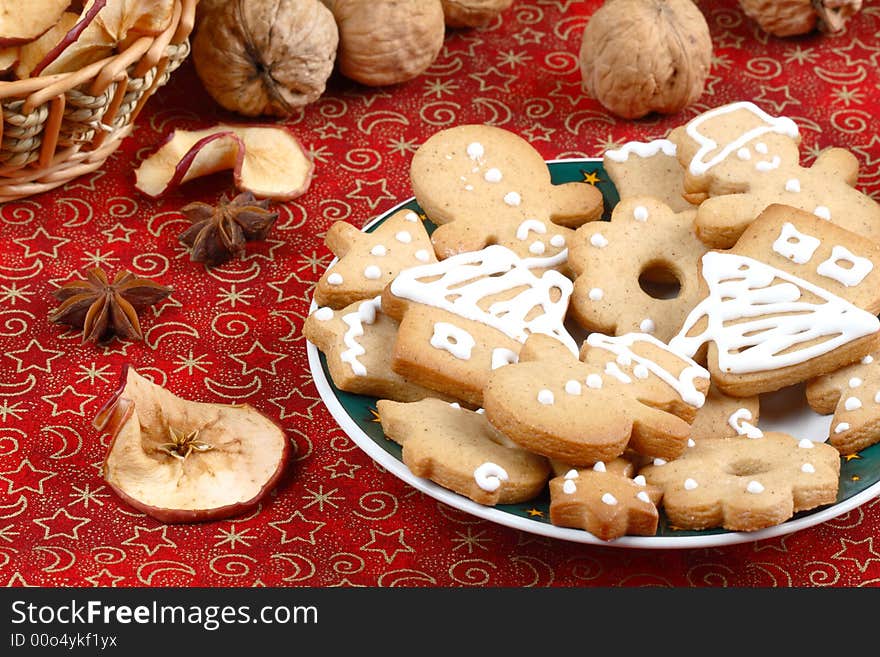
[305,102,880,541]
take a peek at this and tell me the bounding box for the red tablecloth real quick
[2,0,880,588]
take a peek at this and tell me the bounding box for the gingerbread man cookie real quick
[409,124,603,266]
[314,209,437,309]
[569,196,708,342]
[377,397,550,506]
[483,332,710,465]
[668,101,880,248]
[603,139,693,213]
[670,204,880,397]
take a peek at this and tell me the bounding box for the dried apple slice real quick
[134,124,315,201]
[97,0,175,41]
[14,11,80,79]
[31,0,111,77]
[0,47,17,75]
[0,0,72,47]
[94,366,290,523]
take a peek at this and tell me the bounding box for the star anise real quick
[49,268,173,344]
[178,191,278,266]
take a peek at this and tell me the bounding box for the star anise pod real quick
[178,191,278,266]
[49,268,173,344]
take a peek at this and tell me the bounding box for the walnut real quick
[738,0,862,37]
[578,0,712,120]
[192,0,338,117]
[441,0,514,28]
[323,0,446,87]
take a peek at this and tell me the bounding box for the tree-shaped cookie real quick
[377,397,551,506]
[549,467,662,541]
[569,196,708,342]
[304,297,453,403]
[382,244,578,407]
[314,209,437,309]
[603,139,693,213]
[668,100,880,248]
[806,351,880,454]
[670,204,880,397]
[410,124,603,266]
[639,432,840,531]
[483,332,710,466]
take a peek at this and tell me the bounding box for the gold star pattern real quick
[269,511,325,545]
[84,569,124,587]
[323,458,361,479]
[5,339,64,373]
[369,407,381,423]
[526,508,544,517]
[12,226,70,258]
[121,525,177,556]
[844,453,861,462]
[753,84,801,113]
[101,223,138,243]
[41,386,96,418]
[214,525,253,550]
[0,459,57,495]
[345,178,397,211]
[360,528,414,564]
[33,509,90,540]
[831,537,880,573]
[582,170,602,185]
[229,340,288,376]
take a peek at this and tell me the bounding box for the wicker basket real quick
[0,0,197,203]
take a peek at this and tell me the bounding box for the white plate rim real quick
[306,157,880,550]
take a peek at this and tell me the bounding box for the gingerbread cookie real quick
[409,124,603,266]
[548,466,662,541]
[377,397,550,505]
[805,351,880,454]
[640,431,840,532]
[603,139,693,213]
[670,204,880,397]
[668,100,880,248]
[689,386,762,442]
[483,332,710,465]
[569,196,708,342]
[314,209,437,309]
[382,244,578,407]
[304,297,453,403]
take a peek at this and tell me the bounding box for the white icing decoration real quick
[592,461,606,472]
[565,380,582,395]
[390,245,578,354]
[601,493,618,506]
[430,322,476,360]
[685,101,799,176]
[587,333,709,408]
[529,241,546,255]
[688,438,696,447]
[466,142,484,160]
[634,475,647,486]
[563,479,577,494]
[537,389,555,405]
[801,463,815,474]
[604,139,677,162]
[746,480,765,494]
[550,235,566,248]
[798,439,814,449]
[684,478,698,490]
[835,422,850,433]
[589,288,604,301]
[474,462,508,492]
[863,355,874,364]
[633,206,649,222]
[816,245,873,287]
[415,249,431,263]
[586,374,602,389]
[590,233,609,248]
[364,265,382,280]
[633,364,650,379]
[605,362,632,384]
[404,211,419,222]
[772,222,820,264]
[340,297,381,376]
[875,391,880,404]
[395,231,412,244]
[637,491,652,504]
[755,156,781,171]
[669,252,880,375]
[516,219,546,241]
[564,469,579,479]
[844,396,862,411]
[484,168,502,183]
[464,185,474,191]
[755,142,769,154]
[737,148,751,161]
[654,458,667,466]
[850,377,863,388]
[491,347,519,370]
[728,408,763,439]
[327,272,343,286]
[314,307,334,321]
[814,206,831,220]
[639,319,655,334]
[475,408,485,414]
[616,353,632,366]
[371,245,387,257]
[450,402,461,409]
[504,192,521,206]
[785,178,801,193]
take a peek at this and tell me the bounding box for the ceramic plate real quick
[306,158,880,548]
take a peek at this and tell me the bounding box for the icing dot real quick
[863,355,874,365]
[466,142,484,160]
[589,288,604,301]
[314,307,334,321]
[590,233,608,248]
[798,439,814,449]
[484,168,502,183]
[550,235,566,248]
[364,265,382,280]
[737,147,751,160]
[565,380,582,395]
[633,475,647,486]
[756,156,781,172]
[746,480,765,494]
[601,493,618,506]
[529,241,546,255]
[563,479,577,494]
[637,491,652,504]
[404,211,419,222]
[473,462,508,492]
[450,402,461,409]
[835,422,850,433]
[653,458,667,466]
[684,478,698,491]
[785,178,801,193]
[327,273,343,285]
[475,408,485,414]
[592,461,606,473]
[503,191,521,206]
[586,374,603,389]
[875,391,880,404]
[801,463,816,474]
[849,377,863,388]
[633,364,650,379]
[687,438,696,447]
[755,142,769,154]
[415,249,431,262]
[633,206,649,222]
[845,396,862,411]
[639,318,655,334]
[814,206,831,220]
[464,185,474,191]
[564,470,579,480]
[370,245,387,257]
[537,389,554,405]
[445,154,453,160]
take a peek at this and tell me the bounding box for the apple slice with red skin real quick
[134,124,314,201]
[30,0,109,77]
[0,0,72,47]
[94,366,290,523]
[14,12,80,79]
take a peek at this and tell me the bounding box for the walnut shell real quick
[324,0,446,87]
[193,0,338,117]
[441,0,513,28]
[738,0,862,36]
[579,0,712,120]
